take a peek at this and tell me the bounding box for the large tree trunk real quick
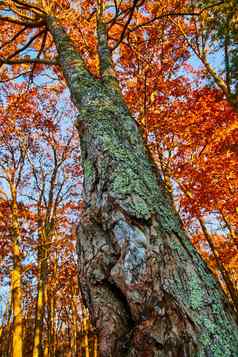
[47,16,238,356]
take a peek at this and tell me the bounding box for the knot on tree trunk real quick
[77,210,199,356]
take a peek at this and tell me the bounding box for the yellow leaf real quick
[150,91,157,103]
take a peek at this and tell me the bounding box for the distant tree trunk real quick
[11,187,23,357]
[219,210,238,250]
[49,284,56,357]
[198,217,238,314]
[0,292,12,356]
[47,16,238,356]
[70,291,78,357]
[32,269,44,357]
[33,241,48,357]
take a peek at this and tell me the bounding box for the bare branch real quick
[128,1,225,33]
[0,57,58,65]
[5,29,45,61]
[112,0,140,50]
[13,0,46,15]
[0,15,45,27]
[0,70,31,82]
[29,30,48,82]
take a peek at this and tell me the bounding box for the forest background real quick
[0,0,237,356]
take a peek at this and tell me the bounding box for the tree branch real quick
[6,29,46,61]
[112,0,140,50]
[128,1,225,33]
[13,0,46,15]
[96,20,112,77]
[0,70,30,82]
[0,57,58,65]
[0,15,45,27]
[29,29,48,81]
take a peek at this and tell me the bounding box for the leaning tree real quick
[0,0,238,356]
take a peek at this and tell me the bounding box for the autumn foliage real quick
[0,0,238,355]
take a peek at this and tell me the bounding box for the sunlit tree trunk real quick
[70,307,77,357]
[47,16,238,356]
[33,239,48,357]
[33,279,43,357]
[33,281,42,357]
[49,253,58,357]
[70,290,78,357]
[43,283,49,357]
[0,293,12,356]
[82,307,90,357]
[48,289,55,357]
[93,335,98,357]
[33,186,56,357]
[10,187,23,357]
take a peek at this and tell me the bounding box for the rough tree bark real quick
[47,16,238,356]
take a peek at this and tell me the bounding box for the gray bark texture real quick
[47,16,238,357]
